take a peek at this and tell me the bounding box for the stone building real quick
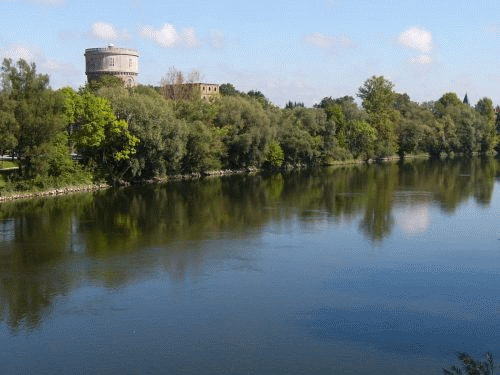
[198,83,220,100]
[162,82,220,101]
[84,45,138,87]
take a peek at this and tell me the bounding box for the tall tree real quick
[475,97,497,152]
[61,88,139,183]
[357,76,398,157]
[0,58,68,178]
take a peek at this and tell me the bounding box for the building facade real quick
[84,45,139,87]
[198,83,220,101]
[162,83,220,101]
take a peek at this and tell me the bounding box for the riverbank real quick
[0,183,110,202]
[0,153,457,203]
[0,168,258,203]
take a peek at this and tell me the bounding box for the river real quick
[1,158,499,374]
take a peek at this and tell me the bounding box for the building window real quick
[109,57,115,67]
[129,59,133,68]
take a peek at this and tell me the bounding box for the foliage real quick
[81,75,125,94]
[61,88,139,183]
[2,58,500,193]
[216,95,275,168]
[443,352,496,375]
[160,67,202,102]
[285,101,305,109]
[358,76,399,157]
[0,58,77,179]
[182,121,223,173]
[264,140,284,169]
[219,83,239,96]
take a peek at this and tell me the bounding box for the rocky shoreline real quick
[0,183,110,202]
[0,156,431,203]
[0,168,259,203]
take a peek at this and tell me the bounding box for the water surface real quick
[1,158,499,374]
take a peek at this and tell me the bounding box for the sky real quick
[1,0,500,107]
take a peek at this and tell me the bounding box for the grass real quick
[0,160,18,170]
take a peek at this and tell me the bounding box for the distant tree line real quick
[0,58,499,189]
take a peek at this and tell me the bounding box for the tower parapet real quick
[85,45,138,87]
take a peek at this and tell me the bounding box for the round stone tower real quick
[85,45,138,87]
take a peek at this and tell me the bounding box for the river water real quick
[1,158,499,374]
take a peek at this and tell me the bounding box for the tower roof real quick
[463,93,469,105]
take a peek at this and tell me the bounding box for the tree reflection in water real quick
[0,157,498,331]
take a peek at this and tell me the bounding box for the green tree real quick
[443,352,496,375]
[219,83,239,96]
[285,101,305,109]
[97,86,188,177]
[346,120,376,159]
[216,95,275,168]
[357,76,398,157]
[62,88,139,183]
[475,97,497,152]
[182,121,223,173]
[0,58,71,179]
[0,95,19,156]
[81,75,125,94]
[264,140,284,169]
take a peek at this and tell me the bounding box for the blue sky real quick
[1,0,500,107]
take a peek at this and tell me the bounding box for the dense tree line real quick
[0,58,499,189]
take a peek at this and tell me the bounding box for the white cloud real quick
[399,206,430,235]
[398,27,433,53]
[1,44,34,61]
[140,24,177,47]
[0,43,81,88]
[181,26,202,48]
[208,30,225,50]
[486,24,500,33]
[303,33,355,54]
[410,55,432,64]
[214,64,325,107]
[140,23,202,49]
[58,30,79,43]
[34,0,64,5]
[324,0,339,11]
[5,0,65,6]
[89,22,130,41]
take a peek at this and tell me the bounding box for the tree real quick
[345,120,376,159]
[434,93,464,118]
[61,88,139,183]
[0,58,69,178]
[160,67,200,102]
[475,97,497,152]
[81,75,124,94]
[182,121,223,173]
[278,110,322,165]
[0,95,19,156]
[443,352,496,375]
[0,58,49,101]
[285,101,304,109]
[358,76,395,114]
[98,86,190,177]
[219,83,239,96]
[216,95,275,168]
[264,140,284,169]
[357,76,398,157]
[247,90,273,109]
